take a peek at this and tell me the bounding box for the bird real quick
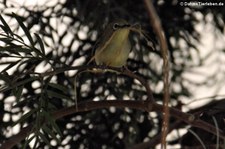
[89,19,131,68]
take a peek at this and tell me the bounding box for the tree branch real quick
[1,100,224,149]
[1,66,223,149]
[143,0,170,148]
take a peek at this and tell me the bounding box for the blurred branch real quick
[1,65,224,149]
[1,98,224,149]
[143,0,170,148]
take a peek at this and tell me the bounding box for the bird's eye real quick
[113,23,119,30]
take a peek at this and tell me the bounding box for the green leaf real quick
[39,132,51,147]
[12,109,37,127]
[0,72,12,84]
[42,111,63,138]
[12,97,29,108]
[12,13,35,47]
[22,134,36,149]
[0,45,33,56]
[42,125,61,144]
[0,76,38,92]
[14,85,24,102]
[14,47,33,54]
[48,83,68,93]
[47,90,71,100]
[0,37,13,44]
[34,33,45,55]
[13,33,24,42]
[0,25,9,35]
[1,60,20,72]
[32,136,39,149]
[0,45,20,55]
[0,15,14,36]
[50,120,63,139]
[11,14,43,56]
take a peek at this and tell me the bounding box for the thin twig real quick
[143,0,170,148]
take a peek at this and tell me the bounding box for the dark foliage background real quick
[0,0,225,148]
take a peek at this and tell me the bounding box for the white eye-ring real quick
[113,23,119,30]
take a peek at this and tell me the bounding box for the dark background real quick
[0,0,225,148]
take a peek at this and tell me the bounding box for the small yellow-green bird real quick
[89,19,131,67]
